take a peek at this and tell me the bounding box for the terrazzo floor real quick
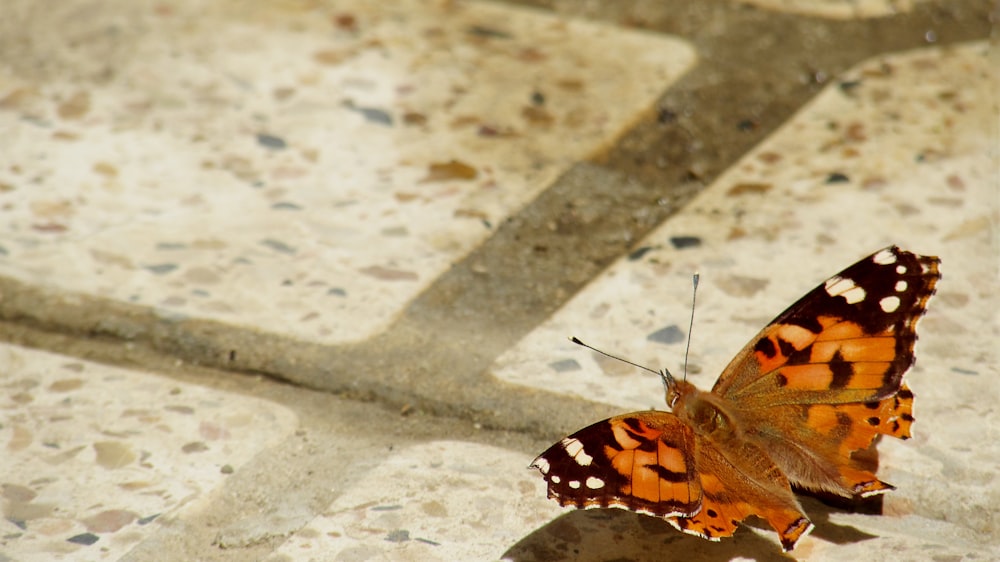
[0,1,995,560]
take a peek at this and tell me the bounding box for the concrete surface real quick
[0,0,996,561]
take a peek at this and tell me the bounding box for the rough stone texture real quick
[0,0,693,345]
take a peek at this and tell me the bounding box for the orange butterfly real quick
[531,246,940,551]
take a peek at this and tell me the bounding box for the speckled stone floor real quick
[0,1,996,561]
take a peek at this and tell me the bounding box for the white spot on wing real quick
[532,457,550,474]
[896,264,907,274]
[799,521,816,541]
[873,249,897,265]
[783,520,816,551]
[880,296,901,312]
[668,517,721,541]
[551,475,561,484]
[568,480,581,489]
[895,280,908,292]
[561,437,582,455]
[599,502,690,519]
[825,276,866,304]
[824,276,844,295]
[561,437,593,466]
[843,286,866,304]
[860,486,892,498]
[585,476,605,489]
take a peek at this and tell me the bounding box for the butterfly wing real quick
[710,246,939,497]
[530,411,701,518]
[531,411,814,551]
[667,436,813,551]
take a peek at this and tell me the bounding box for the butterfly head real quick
[659,367,682,408]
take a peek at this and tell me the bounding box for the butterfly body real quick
[532,247,939,551]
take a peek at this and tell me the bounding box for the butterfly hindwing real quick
[667,434,814,550]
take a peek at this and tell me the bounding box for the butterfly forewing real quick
[713,246,940,405]
[531,412,701,518]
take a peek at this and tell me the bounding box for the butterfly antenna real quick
[682,273,699,381]
[569,337,674,389]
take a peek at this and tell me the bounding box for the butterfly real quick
[531,246,940,551]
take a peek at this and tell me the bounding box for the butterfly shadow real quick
[504,496,888,562]
[791,491,883,548]
[503,509,798,562]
